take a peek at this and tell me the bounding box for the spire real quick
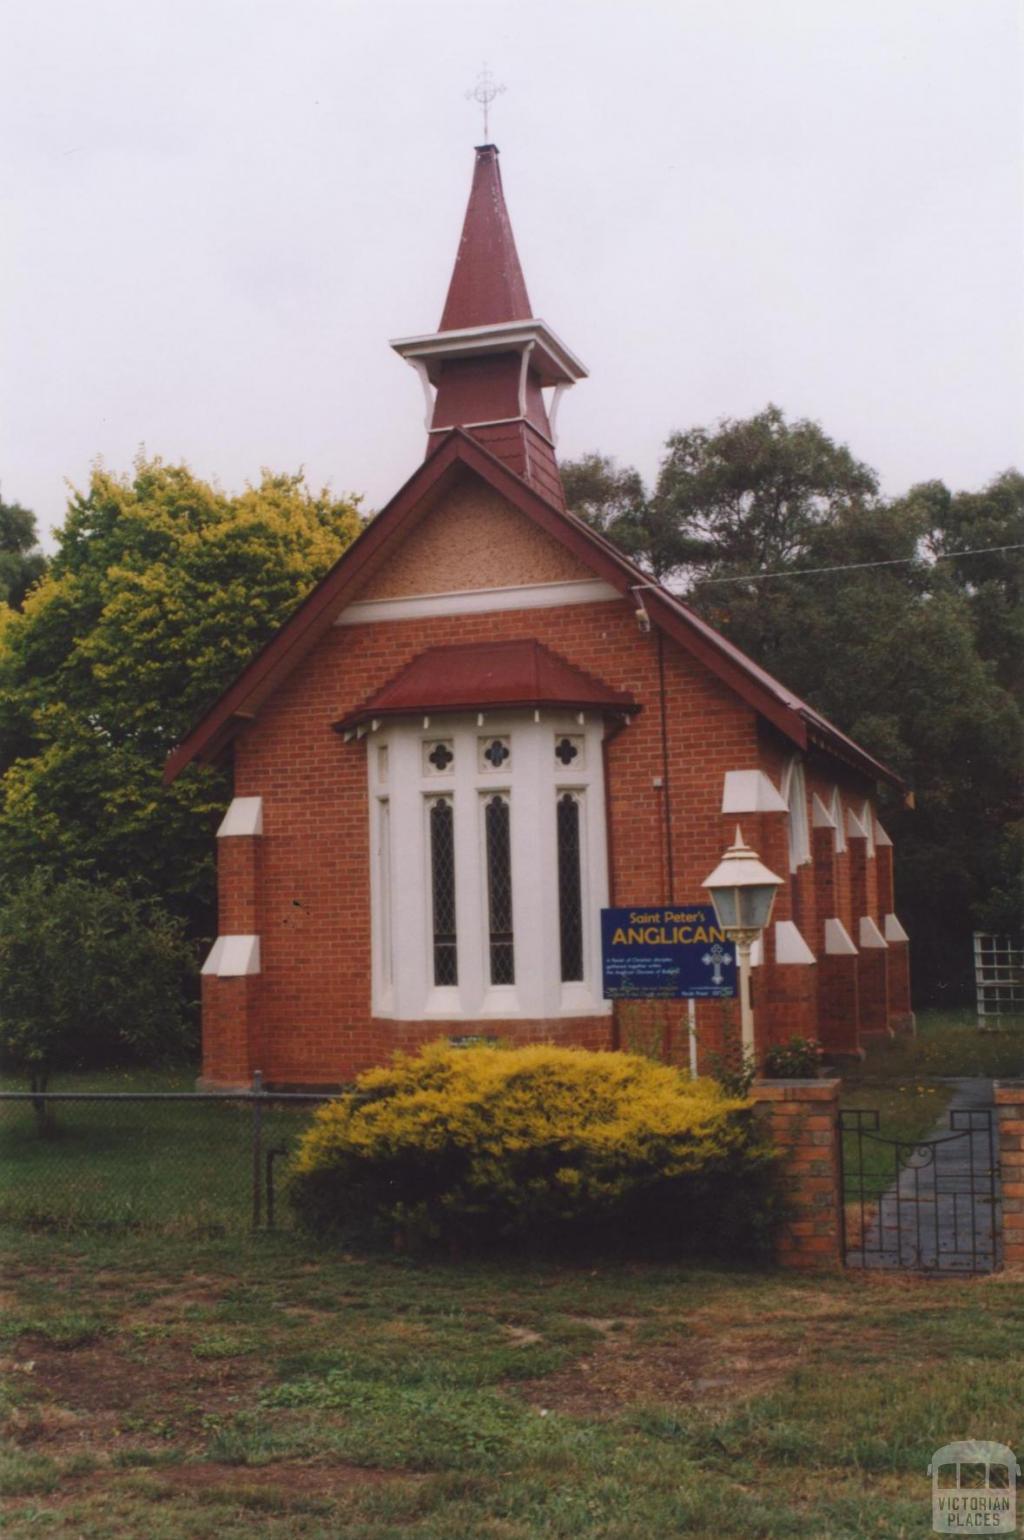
[440,146,532,331]
[390,147,587,510]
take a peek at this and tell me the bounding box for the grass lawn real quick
[847,1009,1024,1090]
[1,1227,1023,1539]
[0,1019,1021,1534]
[0,1069,324,1234]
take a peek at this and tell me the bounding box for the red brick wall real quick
[217,836,260,933]
[206,596,767,1085]
[859,947,891,1037]
[202,592,906,1083]
[200,976,260,1088]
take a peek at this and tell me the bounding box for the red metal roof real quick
[163,430,902,791]
[439,145,532,330]
[335,640,638,733]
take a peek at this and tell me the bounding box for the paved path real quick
[844,1078,1001,1273]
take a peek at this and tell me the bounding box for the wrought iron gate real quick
[839,1107,1001,1273]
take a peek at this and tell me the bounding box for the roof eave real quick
[390,319,588,387]
[802,717,905,792]
[163,428,901,794]
[333,698,640,736]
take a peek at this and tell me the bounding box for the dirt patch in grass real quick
[11,1335,264,1432]
[515,1330,792,1417]
[119,1277,231,1326]
[501,1324,543,1347]
[152,1460,422,1494]
[272,1304,336,1323]
[562,1315,639,1334]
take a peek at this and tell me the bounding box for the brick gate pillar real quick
[751,1078,843,1270]
[994,1082,1024,1270]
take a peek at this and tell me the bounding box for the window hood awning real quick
[334,639,639,735]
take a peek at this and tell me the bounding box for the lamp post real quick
[702,826,783,1065]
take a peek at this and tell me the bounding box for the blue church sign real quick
[600,905,737,1000]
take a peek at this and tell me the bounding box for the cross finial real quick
[466,64,505,141]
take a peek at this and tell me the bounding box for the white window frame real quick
[829,786,847,853]
[781,757,811,873]
[368,710,611,1021]
[861,798,877,858]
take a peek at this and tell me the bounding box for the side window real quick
[556,791,584,982]
[483,793,514,986]
[427,795,457,986]
[783,758,810,872]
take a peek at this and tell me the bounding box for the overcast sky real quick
[2,0,1021,545]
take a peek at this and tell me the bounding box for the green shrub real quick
[762,1036,822,1079]
[287,1042,781,1258]
[0,872,194,1126]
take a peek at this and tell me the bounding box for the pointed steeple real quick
[440,145,532,330]
[391,145,586,510]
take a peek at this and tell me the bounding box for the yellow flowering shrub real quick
[288,1043,781,1256]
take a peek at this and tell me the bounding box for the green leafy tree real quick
[562,417,1023,1003]
[561,452,650,558]
[0,873,193,1125]
[910,471,1024,697]
[0,458,363,941]
[0,498,47,609]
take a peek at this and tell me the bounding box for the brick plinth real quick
[201,976,260,1088]
[995,1082,1024,1270]
[752,1078,843,1270]
[817,954,860,1056]
[887,942,912,1031]
[858,947,891,1039]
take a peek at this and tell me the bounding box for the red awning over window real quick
[334,639,638,734]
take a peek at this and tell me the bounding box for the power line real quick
[693,543,1024,586]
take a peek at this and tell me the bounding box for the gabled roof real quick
[334,639,638,734]
[163,429,902,789]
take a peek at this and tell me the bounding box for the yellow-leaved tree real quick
[0,457,364,943]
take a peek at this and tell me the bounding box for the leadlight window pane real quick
[478,735,511,771]
[429,797,457,985]
[557,793,584,982]
[424,739,455,775]
[379,800,392,990]
[555,734,583,767]
[484,795,514,985]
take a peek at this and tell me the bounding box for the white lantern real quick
[702,826,784,1064]
[702,826,783,938]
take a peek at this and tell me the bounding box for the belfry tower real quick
[391,145,587,510]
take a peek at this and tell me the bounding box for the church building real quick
[165,144,913,1089]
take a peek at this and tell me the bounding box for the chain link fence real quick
[0,1079,334,1234]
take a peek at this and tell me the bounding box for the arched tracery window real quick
[782,757,811,873]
